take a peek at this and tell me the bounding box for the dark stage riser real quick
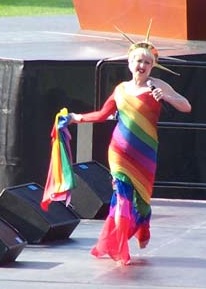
[0,60,97,192]
[0,57,206,200]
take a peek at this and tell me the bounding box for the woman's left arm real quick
[152,78,192,113]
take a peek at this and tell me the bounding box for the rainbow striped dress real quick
[83,83,161,264]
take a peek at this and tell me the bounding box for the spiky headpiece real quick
[114,19,180,76]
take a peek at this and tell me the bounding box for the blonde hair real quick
[128,46,155,65]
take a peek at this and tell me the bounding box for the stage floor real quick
[1,198,206,289]
[0,15,205,61]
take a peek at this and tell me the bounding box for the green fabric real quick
[112,171,151,217]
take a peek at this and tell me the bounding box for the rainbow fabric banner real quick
[41,108,76,211]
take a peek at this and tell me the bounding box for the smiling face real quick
[128,47,155,83]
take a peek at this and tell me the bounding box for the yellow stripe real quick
[109,150,151,204]
[52,107,69,190]
[115,94,157,139]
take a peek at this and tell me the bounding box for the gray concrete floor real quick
[0,15,205,61]
[0,15,128,61]
[1,198,206,289]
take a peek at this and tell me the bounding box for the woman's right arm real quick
[69,94,117,124]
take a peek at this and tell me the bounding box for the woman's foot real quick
[91,247,101,257]
[116,259,131,266]
[136,223,150,249]
[138,238,149,249]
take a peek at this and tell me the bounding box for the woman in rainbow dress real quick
[69,34,191,265]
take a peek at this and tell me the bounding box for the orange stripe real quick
[109,150,152,204]
[118,85,160,125]
[110,141,154,182]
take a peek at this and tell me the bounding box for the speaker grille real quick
[72,161,113,219]
[0,218,27,264]
[0,183,80,244]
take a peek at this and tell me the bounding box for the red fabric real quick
[91,216,130,265]
[91,218,150,264]
[135,223,150,242]
[81,94,117,122]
